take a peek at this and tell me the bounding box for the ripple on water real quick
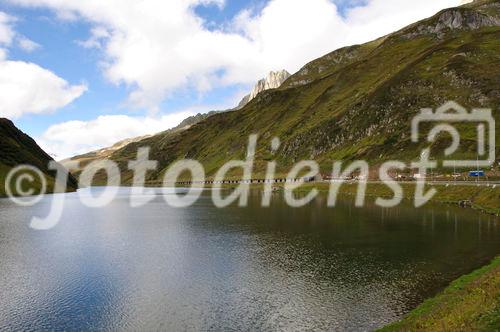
[0,192,498,330]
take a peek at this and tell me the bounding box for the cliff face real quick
[399,1,500,38]
[237,70,291,108]
[248,70,291,101]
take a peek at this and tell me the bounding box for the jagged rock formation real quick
[237,70,291,108]
[435,8,499,30]
[400,1,500,38]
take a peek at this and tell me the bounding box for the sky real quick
[0,0,469,160]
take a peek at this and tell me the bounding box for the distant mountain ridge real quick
[60,112,219,174]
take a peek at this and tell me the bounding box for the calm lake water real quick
[0,188,499,331]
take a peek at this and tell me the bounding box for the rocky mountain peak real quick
[249,70,291,100]
[237,70,291,109]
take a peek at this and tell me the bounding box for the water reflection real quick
[0,189,498,330]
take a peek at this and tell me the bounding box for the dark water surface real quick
[0,189,499,331]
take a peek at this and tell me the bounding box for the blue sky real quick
[0,0,465,159]
[0,7,123,135]
[0,1,260,136]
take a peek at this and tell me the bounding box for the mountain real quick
[237,70,291,109]
[0,118,78,196]
[79,0,500,184]
[62,111,223,177]
[65,71,290,176]
[60,134,151,172]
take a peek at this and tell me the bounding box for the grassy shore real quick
[211,181,500,216]
[329,182,500,216]
[379,256,500,331]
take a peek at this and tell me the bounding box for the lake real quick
[0,188,498,331]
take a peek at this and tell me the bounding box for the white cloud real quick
[0,12,15,45]
[0,12,14,59]
[8,0,464,111]
[37,112,195,160]
[0,11,40,52]
[0,11,85,119]
[17,36,41,52]
[77,27,110,49]
[0,60,87,118]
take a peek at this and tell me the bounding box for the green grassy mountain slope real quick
[90,0,500,184]
[66,69,292,179]
[0,118,78,196]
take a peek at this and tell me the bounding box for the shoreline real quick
[4,181,497,216]
[206,181,500,217]
[379,256,500,331]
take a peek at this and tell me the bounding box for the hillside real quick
[62,111,223,178]
[84,0,500,184]
[0,118,78,196]
[65,70,290,178]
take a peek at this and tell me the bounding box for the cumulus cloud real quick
[7,0,464,111]
[37,112,195,160]
[0,11,85,119]
[0,60,87,118]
